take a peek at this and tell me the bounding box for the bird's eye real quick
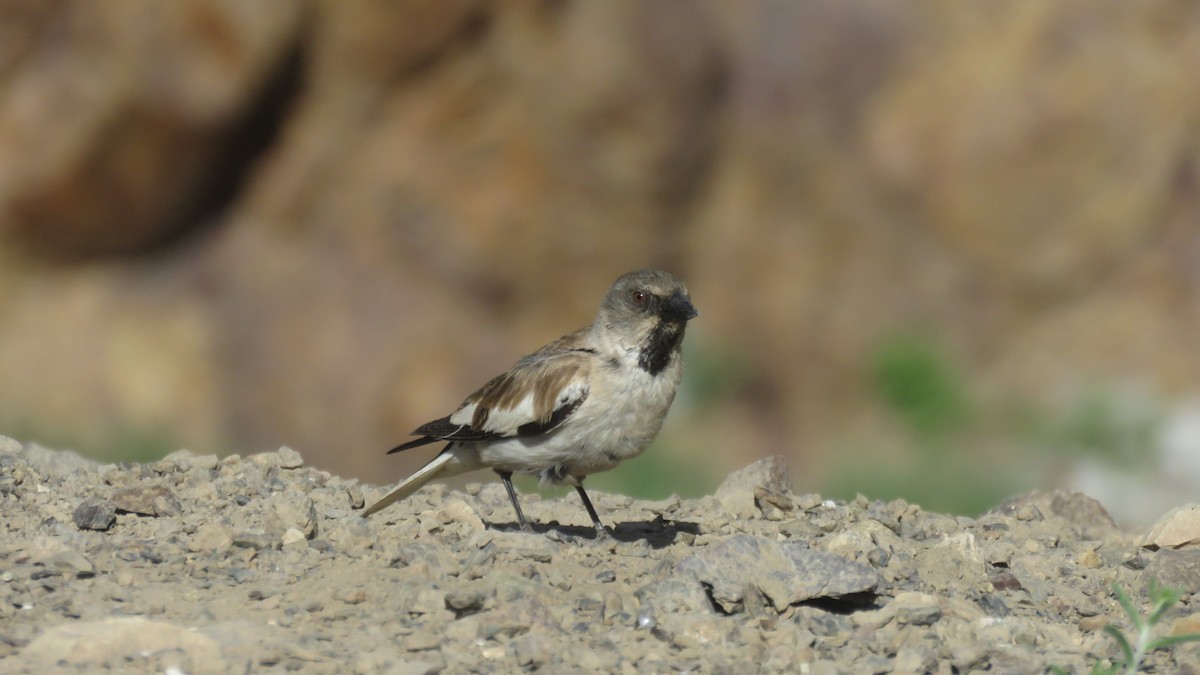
[631,291,647,305]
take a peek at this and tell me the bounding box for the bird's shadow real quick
[489,515,699,549]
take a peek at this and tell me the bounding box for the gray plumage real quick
[362,269,698,536]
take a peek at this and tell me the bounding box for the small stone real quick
[1170,613,1200,637]
[273,497,317,538]
[150,458,180,474]
[1141,549,1200,594]
[436,499,485,534]
[410,588,446,615]
[228,568,253,584]
[47,550,94,577]
[249,447,304,469]
[403,630,441,652]
[336,589,367,605]
[513,633,551,667]
[190,454,219,470]
[281,528,306,546]
[480,644,506,661]
[276,446,304,468]
[1079,615,1109,632]
[346,483,364,509]
[1015,505,1041,521]
[445,584,488,614]
[794,493,824,511]
[157,450,192,471]
[755,485,794,517]
[893,595,943,626]
[714,456,790,519]
[1123,552,1150,570]
[635,577,713,616]
[73,497,116,531]
[893,646,936,674]
[188,522,232,552]
[656,614,729,649]
[112,486,181,517]
[1077,550,1103,569]
[780,518,821,539]
[990,571,1023,591]
[231,528,275,550]
[642,495,682,514]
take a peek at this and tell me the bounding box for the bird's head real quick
[595,269,697,355]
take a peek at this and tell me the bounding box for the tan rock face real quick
[0,1,304,258]
[0,1,1198,490]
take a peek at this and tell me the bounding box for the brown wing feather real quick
[385,329,595,454]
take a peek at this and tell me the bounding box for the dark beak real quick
[662,291,698,321]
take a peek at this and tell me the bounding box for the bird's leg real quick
[574,483,608,538]
[496,470,532,532]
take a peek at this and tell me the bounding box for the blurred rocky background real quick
[2,0,1199,522]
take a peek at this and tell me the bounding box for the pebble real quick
[112,485,181,517]
[47,550,94,577]
[7,440,1196,673]
[1141,549,1200,594]
[188,522,233,552]
[513,633,551,667]
[73,497,116,531]
[231,529,275,550]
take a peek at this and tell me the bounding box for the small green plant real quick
[1055,580,1200,674]
[871,335,969,441]
[1053,392,1160,469]
[1102,581,1200,674]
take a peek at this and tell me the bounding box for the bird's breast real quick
[477,356,684,478]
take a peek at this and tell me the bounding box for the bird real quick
[362,269,698,537]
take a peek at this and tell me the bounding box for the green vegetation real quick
[823,333,1166,516]
[3,419,177,464]
[825,334,1003,514]
[680,339,751,413]
[1047,392,1160,469]
[1053,581,1200,675]
[871,334,969,440]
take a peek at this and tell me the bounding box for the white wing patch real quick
[451,375,589,439]
[448,403,478,428]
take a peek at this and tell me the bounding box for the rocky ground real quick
[2,435,1200,674]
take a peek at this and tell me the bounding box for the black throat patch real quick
[637,321,684,376]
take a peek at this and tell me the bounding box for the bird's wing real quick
[388,331,594,454]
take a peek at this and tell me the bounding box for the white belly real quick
[471,358,682,482]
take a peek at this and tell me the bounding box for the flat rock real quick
[1142,504,1200,550]
[675,534,881,612]
[989,490,1117,539]
[1141,549,1200,594]
[17,617,226,674]
[112,485,182,517]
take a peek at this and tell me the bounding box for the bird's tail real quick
[361,450,456,518]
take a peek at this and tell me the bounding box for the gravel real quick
[2,435,1200,673]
